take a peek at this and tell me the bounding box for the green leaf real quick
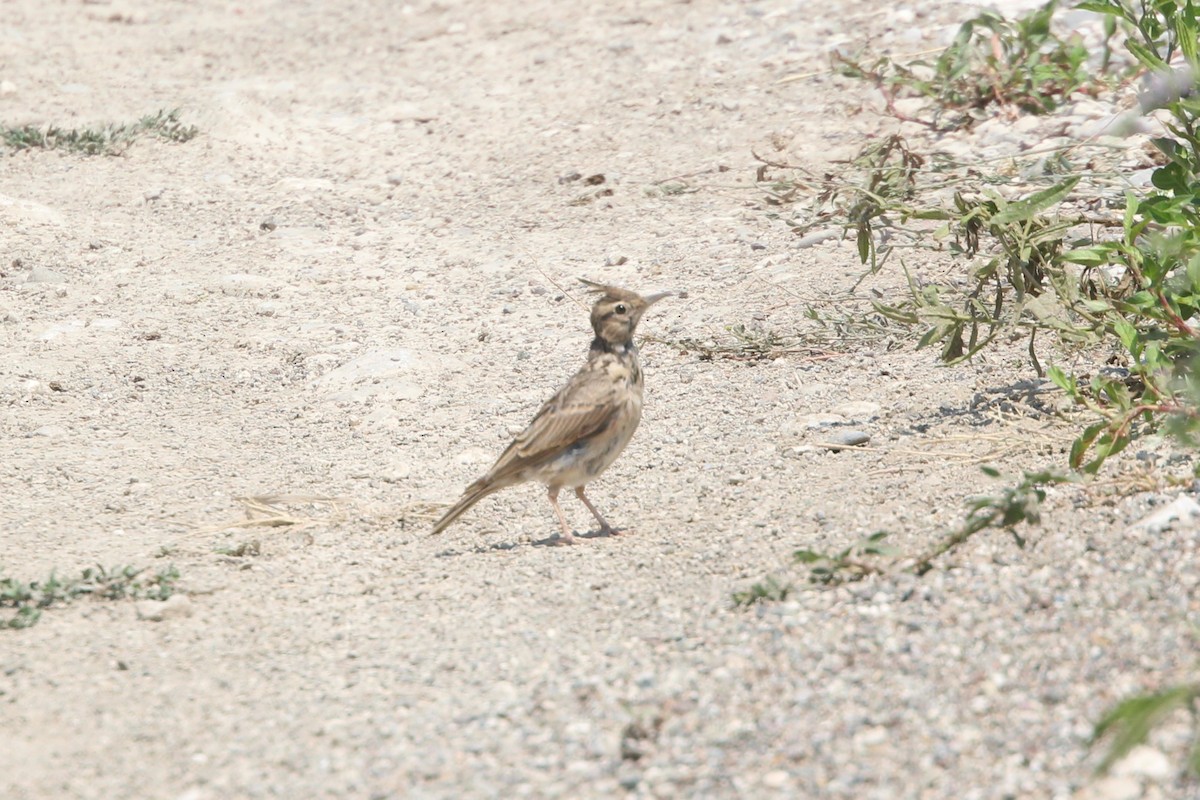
[1092,685,1199,774]
[793,550,823,564]
[980,465,1001,477]
[1061,247,1111,267]
[1047,365,1075,393]
[1125,40,1170,72]
[1071,423,1107,471]
[856,225,872,265]
[989,177,1080,225]
[1072,0,1128,18]
[1112,317,1140,354]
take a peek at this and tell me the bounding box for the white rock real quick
[35,320,85,341]
[1130,494,1200,534]
[832,401,881,420]
[1074,775,1141,800]
[0,80,16,96]
[218,274,276,297]
[135,594,192,622]
[32,425,67,438]
[26,265,68,284]
[761,769,789,788]
[314,348,424,403]
[1112,745,1172,781]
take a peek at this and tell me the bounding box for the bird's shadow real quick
[434,527,627,557]
[531,527,627,547]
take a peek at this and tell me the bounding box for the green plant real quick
[836,0,1097,129]
[789,469,1074,586]
[1092,682,1200,774]
[731,576,792,607]
[1,563,179,628]
[0,108,198,155]
[910,467,1074,573]
[793,531,896,584]
[786,0,1200,473]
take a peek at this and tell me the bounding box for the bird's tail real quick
[430,480,501,535]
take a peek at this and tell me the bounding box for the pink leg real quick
[575,486,616,535]
[547,487,576,545]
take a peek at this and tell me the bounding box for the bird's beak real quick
[643,290,678,306]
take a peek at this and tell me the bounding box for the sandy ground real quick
[2,1,1199,798]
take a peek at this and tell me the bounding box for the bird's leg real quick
[547,487,576,545]
[575,486,616,536]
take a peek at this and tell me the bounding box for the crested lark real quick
[431,279,674,544]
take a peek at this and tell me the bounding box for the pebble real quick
[1129,494,1200,534]
[135,594,193,622]
[31,425,67,438]
[787,413,846,432]
[820,430,871,450]
[314,349,425,403]
[26,265,68,284]
[832,401,881,420]
[0,80,16,96]
[1111,745,1172,781]
[218,274,276,297]
[761,770,789,788]
[35,320,85,341]
[1075,775,1141,800]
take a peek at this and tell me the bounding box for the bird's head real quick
[579,278,675,349]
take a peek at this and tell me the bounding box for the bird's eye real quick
[615,303,627,314]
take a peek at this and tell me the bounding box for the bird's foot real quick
[550,533,577,546]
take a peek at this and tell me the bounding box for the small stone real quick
[0,80,16,96]
[26,265,68,284]
[1075,776,1141,800]
[218,274,276,297]
[32,425,67,438]
[1112,745,1172,781]
[853,725,889,749]
[386,173,404,186]
[761,770,788,789]
[788,413,845,431]
[832,401,881,420]
[259,218,277,231]
[135,594,192,622]
[820,430,870,450]
[143,188,165,202]
[1130,494,1200,534]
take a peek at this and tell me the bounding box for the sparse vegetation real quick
[0,108,197,155]
[1,563,179,629]
[762,0,1200,475]
[835,0,1102,130]
[751,0,1200,776]
[731,575,792,607]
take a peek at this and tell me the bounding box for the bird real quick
[431,278,675,544]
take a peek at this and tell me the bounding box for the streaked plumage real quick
[431,279,673,544]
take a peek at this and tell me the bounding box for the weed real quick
[793,531,896,584]
[836,0,1098,130]
[1,563,179,628]
[0,108,197,156]
[1092,682,1200,774]
[790,469,1073,586]
[731,576,792,607]
[777,0,1200,474]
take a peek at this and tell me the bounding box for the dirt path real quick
[2,1,1195,798]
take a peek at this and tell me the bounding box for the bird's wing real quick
[486,363,619,478]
